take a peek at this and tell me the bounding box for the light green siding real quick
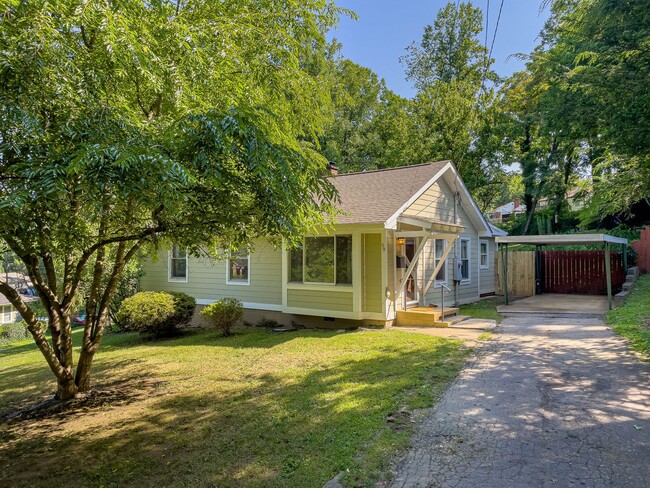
[363,233,383,313]
[140,240,282,306]
[403,179,455,222]
[287,288,353,312]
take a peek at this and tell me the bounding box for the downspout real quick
[454,191,459,306]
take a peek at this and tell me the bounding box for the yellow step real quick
[395,307,460,327]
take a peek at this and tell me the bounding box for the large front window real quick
[289,235,352,285]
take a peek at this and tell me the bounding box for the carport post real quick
[502,244,509,305]
[605,242,612,310]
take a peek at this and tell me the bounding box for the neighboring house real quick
[141,161,502,327]
[488,198,526,223]
[538,188,589,211]
[0,293,36,324]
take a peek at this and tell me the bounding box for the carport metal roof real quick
[496,233,628,246]
[496,234,629,310]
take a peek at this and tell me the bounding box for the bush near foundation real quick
[117,291,195,337]
[0,322,31,345]
[200,298,243,337]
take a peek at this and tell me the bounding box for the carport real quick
[496,234,629,311]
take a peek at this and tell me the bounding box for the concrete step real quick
[626,275,636,282]
[622,282,634,291]
[432,315,471,328]
[615,290,630,299]
[627,267,640,278]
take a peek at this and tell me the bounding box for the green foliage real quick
[503,0,650,228]
[0,322,31,345]
[117,291,195,337]
[401,1,491,89]
[200,298,244,337]
[0,0,346,395]
[606,275,650,356]
[108,261,144,332]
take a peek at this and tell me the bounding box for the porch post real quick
[605,242,612,310]
[501,243,509,305]
[623,243,628,274]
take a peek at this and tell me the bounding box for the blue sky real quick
[328,0,550,98]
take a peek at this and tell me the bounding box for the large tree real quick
[505,0,650,227]
[0,0,344,400]
[402,1,504,192]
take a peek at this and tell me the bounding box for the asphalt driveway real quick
[389,314,650,488]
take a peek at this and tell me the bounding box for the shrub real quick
[200,298,243,337]
[117,291,196,337]
[0,322,31,345]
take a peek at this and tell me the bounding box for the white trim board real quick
[195,299,282,312]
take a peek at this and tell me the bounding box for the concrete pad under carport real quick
[497,293,609,314]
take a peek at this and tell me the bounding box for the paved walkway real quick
[498,294,609,314]
[389,314,650,488]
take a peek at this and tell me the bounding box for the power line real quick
[488,0,505,62]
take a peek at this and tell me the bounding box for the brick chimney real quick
[326,162,339,176]
[513,197,520,209]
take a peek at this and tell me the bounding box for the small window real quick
[289,235,353,285]
[169,245,188,281]
[480,240,489,269]
[227,250,250,285]
[1,305,11,323]
[433,239,447,282]
[460,239,470,280]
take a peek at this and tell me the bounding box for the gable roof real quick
[329,162,449,225]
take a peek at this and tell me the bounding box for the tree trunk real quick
[74,349,95,393]
[56,375,78,400]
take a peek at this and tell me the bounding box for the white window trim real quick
[168,246,189,283]
[226,251,251,286]
[479,239,489,270]
[460,238,471,283]
[1,305,13,324]
[431,239,448,287]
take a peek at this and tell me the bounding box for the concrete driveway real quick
[389,313,650,488]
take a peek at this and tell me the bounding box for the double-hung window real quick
[1,305,12,324]
[169,245,188,282]
[480,240,489,269]
[460,239,470,281]
[289,235,352,285]
[432,239,447,283]
[227,250,250,285]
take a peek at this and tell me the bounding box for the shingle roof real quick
[329,161,450,225]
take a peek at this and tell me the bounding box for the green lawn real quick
[459,295,505,321]
[606,274,650,356]
[0,327,468,488]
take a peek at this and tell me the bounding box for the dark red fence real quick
[631,227,650,274]
[541,250,625,295]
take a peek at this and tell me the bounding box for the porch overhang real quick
[396,215,464,234]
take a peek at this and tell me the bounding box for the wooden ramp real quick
[395,307,469,328]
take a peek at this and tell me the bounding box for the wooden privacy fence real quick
[631,226,650,273]
[541,250,625,295]
[496,249,625,297]
[496,250,535,297]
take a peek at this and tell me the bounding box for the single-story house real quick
[141,161,503,327]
